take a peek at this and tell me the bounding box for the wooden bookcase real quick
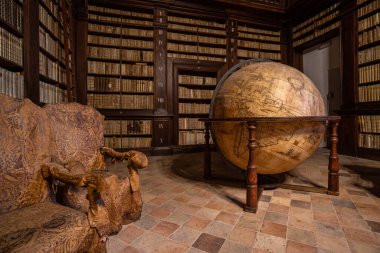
[356,0,380,154]
[86,3,155,150]
[0,0,24,98]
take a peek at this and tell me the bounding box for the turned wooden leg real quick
[328,120,340,195]
[204,122,211,179]
[245,121,258,213]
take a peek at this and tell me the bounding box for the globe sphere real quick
[210,61,326,174]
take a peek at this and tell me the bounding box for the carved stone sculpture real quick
[0,94,148,252]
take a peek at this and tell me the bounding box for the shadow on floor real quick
[343,164,380,197]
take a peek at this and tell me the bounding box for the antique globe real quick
[210,60,326,174]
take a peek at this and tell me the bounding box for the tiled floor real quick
[106,149,380,253]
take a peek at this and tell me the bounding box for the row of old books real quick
[358,0,379,18]
[104,137,152,148]
[358,63,380,84]
[39,27,60,59]
[178,75,217,85]
[88,13,153,26]
[178,118,205,130]
[168,16,225,29]
[292,3,339,33]
[88,24,153,38]
[104,120,152,135]
[0,0,23,33]
[87,94,154,109]
[0,67,23,99]
[39,81,66,104]
[87,76,153,93]
[178,103,210,114]
[88,61,154,77]
[358,45,380,64]
[238,40,281,51]
[238,49,281,60]
[0,27,22,66]
[168,23,226,36]
[88,35,154,49]
[88,46,154,62]
[358,133,380,149]
[358,12,379,32]
[88,5,153,20]
[293,21,340,47]
[358,115,380,133]
[41,0,59,18]
[39,4,59,36]
[239,25,280,36]
[255,0,280,6]
[167,32,226,45]
[168,53,226,62]
[358,84,380,102]
[238,32,280,43]
[167,43,226,56]
[178,130,214,145]
[178,87,214,99]
[358,26,380,47]
[39,52,66,83]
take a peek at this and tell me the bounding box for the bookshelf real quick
[356,0,380,153]
[237,22,282,62]
[86,3,154,149]
[39,0,74,104]
[167,13,227,63]
[292,2,340,48]
[0,0,24,98]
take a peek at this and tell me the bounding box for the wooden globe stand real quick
[200,116,341,213]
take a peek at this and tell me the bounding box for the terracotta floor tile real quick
[253,232,287,253]
[134,215,159,230]
[346,189,368,196]
[164,210,191,225]
[177,203,202,215]
[332,199,356,209]
[204,221,234,238]
[170,226,202,245]
[205,200,226,210]
[185,216,212,231]
[236,215,262,231]
[313,210,339,224]
[273,191,291,199]
[228,227,256,246]
[219,240,253,253]
[174,193,192,203]
[315,233,350,253]
[286,240,317,253]
[260,221,287,238]
[119,245,142,253]
[268,203,289,215]
[348,241,380,253]
[342,226,378,245]
[270,197,291,206]
[288,215,314,231]
[287,226,316,246]
[260,195,272,202]
[356,203,380,222]
[215,211,240,225]
[148,207,172,219]
[116,224,145,244]
[131,231,166,250]
[290,200,311,209]
[150,221,180,237]
[192,233,226,253]
[195,207,221,220]
[264,211,288,225]
[291,193,311,202]
[148,195,171,206]
[106,236,128,253]
[313,221,344,238]
[187,247,209,253]
[189,196,211,206]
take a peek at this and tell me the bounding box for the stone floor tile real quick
[268,203,289,214]
[264,211,288,225]
[315,233,350,253]
[270,197,291,206]
[356,203,380,222]
[106,236,128,253]
[174,193,192,203]
[260,221,287,238]
[177,204,203,215]
[170,226,202,245]
[150,221,180,237]
[116,224,145,244]
[119,245,142,253]
[185,216,212,231]
[342,226,378,245]
[348,241,380,253]
[148,195,171,206]
[215,211,240,225]
[189,196,211,206]
[313,221,344,238]
[165,210,192,225]
[187,247,208,253]
[287,226,316,246]
[290,200,311,209]
[195,207,222,220]
[288,215,314,231]
[253,232,287,253]
[148,207,172,219]
[273,191,291,199]
[204,221,234,238]
[192,233,225,253]
[332,199,356,209]
[312,210,339,224]
[228,226,256,246]
[131,231,166,250]
[205,200,226,210]
[346,189,368,196]
[260,195,273,202]
[291,193,311,202]
[286,240,317,253]
[218,240,252,253]
[366,220,380,233]
[236,215,262,231]
[134,215,159,230]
